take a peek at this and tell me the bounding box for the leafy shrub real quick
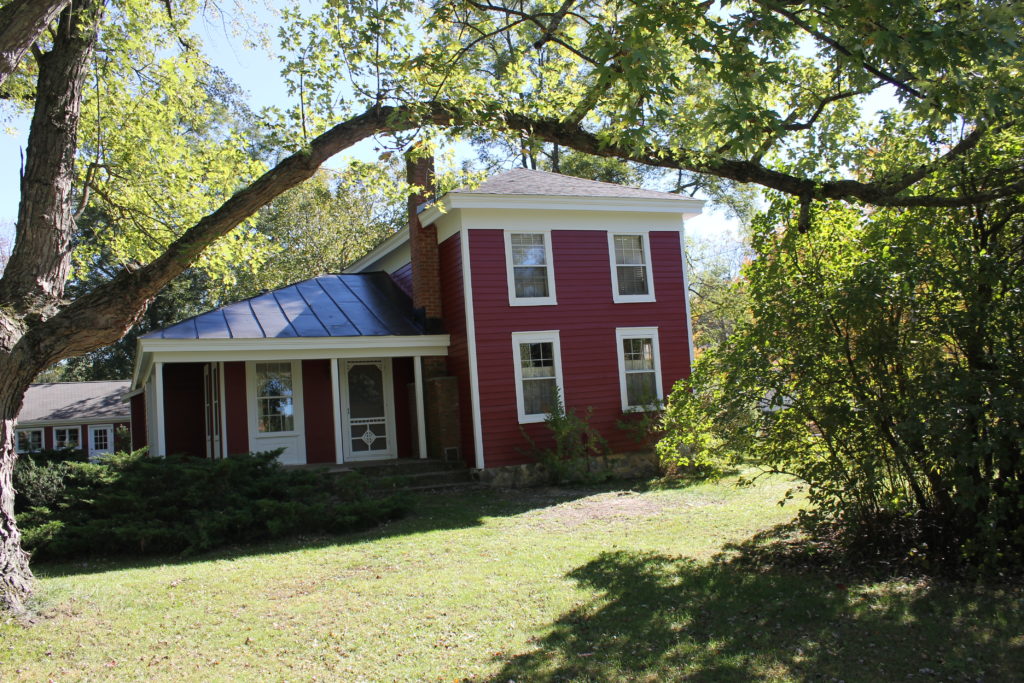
[522,390,610,484]
[15,450,410,560]
[660,182,1024,575]
[616,399,665,451]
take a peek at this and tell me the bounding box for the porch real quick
[126,273,453,466]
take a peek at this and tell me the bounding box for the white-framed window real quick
[505,231,557,306]
[253,361,297,434]
[609,231,655,303]
[512,330,565,424]
[616,327,664,411]
[54,426,81,450]
[16,428,43,453]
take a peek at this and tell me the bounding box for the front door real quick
[341,359,395,461]
[88,424,114,461]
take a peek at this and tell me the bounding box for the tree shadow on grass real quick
[31,478,690,580]
[490,542,1024,681]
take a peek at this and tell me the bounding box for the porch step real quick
[343,458,468,477]
[370,465,476,491]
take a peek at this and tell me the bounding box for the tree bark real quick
[0,0,70,88]
[0,0,101,315]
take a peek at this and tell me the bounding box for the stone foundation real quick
[475,450,660,487]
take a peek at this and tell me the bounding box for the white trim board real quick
[421,193,703,226]
[460,229,486,469]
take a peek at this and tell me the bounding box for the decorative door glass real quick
[346,361,388,454]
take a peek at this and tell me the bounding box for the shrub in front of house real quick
[15,450,410,560]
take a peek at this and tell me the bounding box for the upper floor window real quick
[609,232,655,303]
[512,330,564,423]
[16,428,43,453]
[54,427,80,450]
[255,362,295,433]
[505,231,556,306]
[616,327,663,410]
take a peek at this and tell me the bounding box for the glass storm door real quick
[341,360,394,460]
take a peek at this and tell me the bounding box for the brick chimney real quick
[404,148,461,459]
[407,150,442,328]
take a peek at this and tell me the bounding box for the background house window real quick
[506,231,556,305]
[54,427,80,450]
[616,327,663,410]
[512,331,564,422]
[610,233,655,302]
[255,362,295,433]
[16,429,43,453]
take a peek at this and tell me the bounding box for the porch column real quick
[414,355,428,459]
[154,362,166,457]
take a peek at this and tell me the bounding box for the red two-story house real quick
[126,166,702,473]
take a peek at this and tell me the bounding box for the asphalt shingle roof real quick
[18,381,130,423]
[142,272,426,340]
[450,168,691,201]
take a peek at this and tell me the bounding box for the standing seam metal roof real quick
[142,273,425,340]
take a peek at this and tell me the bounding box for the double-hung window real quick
[609,232,655,303]
[16,428,43,453]
[505,231,556,305]
[54,427,80,450]
[616,327,663,411]
[254,362,296,433]
[512,331,564,423]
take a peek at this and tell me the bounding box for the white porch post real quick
[331,359,344,464]
[154,362,166,457]
[414,355,428,459]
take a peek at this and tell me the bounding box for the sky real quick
[0,4,738,244]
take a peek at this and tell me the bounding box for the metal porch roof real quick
[142,273,426,340]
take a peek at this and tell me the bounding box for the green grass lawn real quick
[2,473,1022,681]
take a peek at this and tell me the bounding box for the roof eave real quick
[419,192,704,226]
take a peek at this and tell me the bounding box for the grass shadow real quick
[490,545,1024,681]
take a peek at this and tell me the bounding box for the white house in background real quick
[15,381,131,459]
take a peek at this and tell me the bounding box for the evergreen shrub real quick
[15,450,410,560]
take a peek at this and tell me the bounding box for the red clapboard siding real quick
[131,392,148,450]
[390,261,413,297]
[302,359,336,463]
[223,361,249,455]
[438,232,475,467]
[468,228,691,468]
[162,362,207,457]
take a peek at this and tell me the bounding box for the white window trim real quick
[54,426,81,450]
[16,428,43,453]
[504,230,557,306]
[511,330,565,424]
[608,230,656,303]
[246,360,304,438]
[615,326,664,412]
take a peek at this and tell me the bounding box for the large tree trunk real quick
[0,363,41,614]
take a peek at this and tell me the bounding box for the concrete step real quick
[346,458,466,477]
[371,467,475,490]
